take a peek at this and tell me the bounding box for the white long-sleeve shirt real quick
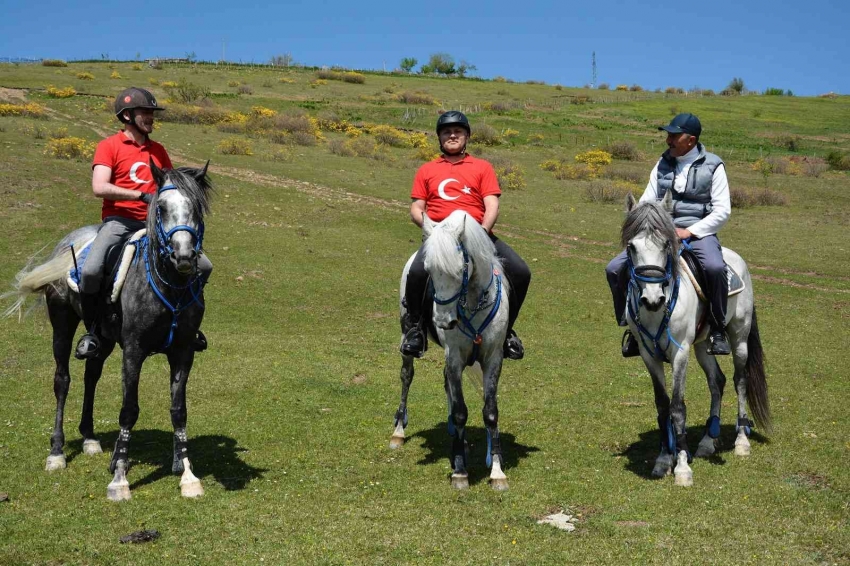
[640,145,731,238]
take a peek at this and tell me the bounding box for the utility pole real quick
[592,51,597,89]
[222,38,226,63]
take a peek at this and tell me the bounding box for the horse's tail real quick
[745,306,772,433]
[1,247,74,320]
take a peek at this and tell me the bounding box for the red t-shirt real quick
[92,132,173,221]
[411,154,501,224]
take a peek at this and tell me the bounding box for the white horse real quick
[622,191,771,486]
[391,210,510,490]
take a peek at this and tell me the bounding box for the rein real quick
[626,245,684,361]
[430,243,502,364]
[137,182,206,352]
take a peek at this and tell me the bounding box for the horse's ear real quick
[661,189,674,213]
[625,192,637,213]
[422,212,435,237]
[194,160,210,182]
[150,158,166,188]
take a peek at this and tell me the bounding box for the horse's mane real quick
[424,210,504,289]
[147,165,213,248]
[621,200,680,275]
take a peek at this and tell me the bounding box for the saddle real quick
[68,229,146,304]
[679,248,745,302]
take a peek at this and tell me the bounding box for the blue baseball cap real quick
[659,113,701,137]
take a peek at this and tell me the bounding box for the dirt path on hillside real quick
[32,96,849,295]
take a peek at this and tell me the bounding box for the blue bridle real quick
[626,244,684,361]
[430,243,502,364]
[134,182,206,352]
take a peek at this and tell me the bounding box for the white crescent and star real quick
[129,162,150,184]
[437,178,472,201]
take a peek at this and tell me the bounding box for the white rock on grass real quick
[537,512,576,532]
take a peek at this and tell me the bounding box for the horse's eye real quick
[627,243,636,253]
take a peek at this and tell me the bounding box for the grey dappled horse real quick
[3,163,212,501]
[392,210,511,490]
[622,191,770,486]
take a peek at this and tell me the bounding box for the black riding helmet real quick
[436,110,471,155]
[114,87,164,125]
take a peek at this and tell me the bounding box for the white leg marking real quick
[107,460,131,502]
[734,430,751,456]
[673,450,693,487]
[82,439,103,455]
[489,456,509,491]
[180,457,204,498]
[45,454,67,472]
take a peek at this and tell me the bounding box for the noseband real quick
[626,245,683,361]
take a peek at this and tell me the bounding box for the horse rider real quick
[75,87,212,359]
[401,110,531,360]
[606,113,732,357]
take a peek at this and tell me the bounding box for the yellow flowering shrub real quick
[148,78,160,86]
[131,63,142,71]
[161,81,179,88]
[278,77,296,84]
[0,102,46,118]
[45,137,96,159]
[217,137,253,156]
[528,133,545,145]
[251,106,277,118]
[110,71,123,79]
[502,128,520,140]
[228,80,240,87]
[46,85,76,98]
[76,72,95,80]
[415,146,440,162]
[575,149,613,167]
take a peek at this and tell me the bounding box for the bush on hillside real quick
[394,91,439,105]
[42,59,68,67]
[489,155,526,190]
[217,137,253,156]
[597,83,610,90]
[0,102,46,118]
[45,137,96,159]
[470,123,502,146]
[615,85,628,91]
[163,81,210,104]
[605,140,641,161]
[730,187,788,208]
[826,151,850,171]
[76,72,95,80]
[46,85,76,98]
[584,179,635,203]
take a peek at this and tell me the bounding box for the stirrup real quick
[503,330,524,360]
[400,327,425,358]
[621,330,640,358]
[193,330,208,352]
[708,330,731,355]
[74,333,101,360]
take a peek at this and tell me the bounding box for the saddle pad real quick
[679,256,745,302]
[67,229,146,303]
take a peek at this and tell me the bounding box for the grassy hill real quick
[0,61,848,565]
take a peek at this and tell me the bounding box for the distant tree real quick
[400,57,418,73]
[270,53,295,67]
[186,51,197,62]
[426,53,456,76]
[456,60,477,78]
[727,77,745,94]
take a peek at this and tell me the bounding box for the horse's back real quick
[53,225,100,258]
[721,247,750,284]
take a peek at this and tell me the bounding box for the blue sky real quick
[1,0,847,96]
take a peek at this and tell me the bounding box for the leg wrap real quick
[109,429,131,473]
[706,415,721,439]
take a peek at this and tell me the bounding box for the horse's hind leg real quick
[78,339,115,456]
[482,356,508,491]
[390,353,414,449]
[168,348,203,498]
[45,294,79,471]
[730,334,752,456]
[444,360,469,489]
[694,343,726,458]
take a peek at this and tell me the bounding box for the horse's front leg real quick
[694,343,726,458]
[444,357,468,489]
[107,346,145,502]
[78,340,116,457]
[481,354,507,491]
[669,347,693,487]
[168,348,203,498]
[390,352,414,450]
[642,353,674,478]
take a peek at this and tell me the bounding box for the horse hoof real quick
[107,481,131,502]
[490,478,509,491]
[389,435,405,450]
[180,480,204,498]
[45,454,66,471]
[651,464,671,478]
[82,439,103,455]
[450,474,469,490]
[734,443,751,457]
[674,471,693,487]
[695,439,716,458]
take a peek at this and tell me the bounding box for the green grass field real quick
[0,62,848,565]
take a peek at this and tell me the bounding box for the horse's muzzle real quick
[640,295,665,312]
[171,250,197,275]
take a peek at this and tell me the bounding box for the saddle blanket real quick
[679,255,745,303]
[68,229,146,303]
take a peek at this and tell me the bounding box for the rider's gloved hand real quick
[139,192,154,205]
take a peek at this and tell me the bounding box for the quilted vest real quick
[656,144,724,228]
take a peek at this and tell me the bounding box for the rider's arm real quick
[685,164,731,239]
[481,195,500,233]
[410,199,427,228]
[92,165,146,202]
[639,162,660,203]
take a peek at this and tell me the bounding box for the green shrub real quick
[489,155,526,190]
[329,139,356,157]
[470,123,502,146]
[76,72,95,80]
[730,187,788,208]
[291,131,317,146]
[584,180,635,203]
[597,83,610,90]
[237,85,254,95]
[629,84,643,92]
[826,151,850,171]
[764,87,785,96]
[42,59,68,67]
[605,140,641,161]
[163,81,210,104]
[395,91,439,105]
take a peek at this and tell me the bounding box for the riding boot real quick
[193,330,208,352]
[707,327,731,355]
[503,329,524,360]
[621,330,640,358]
[400,317,426,358]
[74,292,101,360]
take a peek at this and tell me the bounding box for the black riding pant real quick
[405,233,531,331]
